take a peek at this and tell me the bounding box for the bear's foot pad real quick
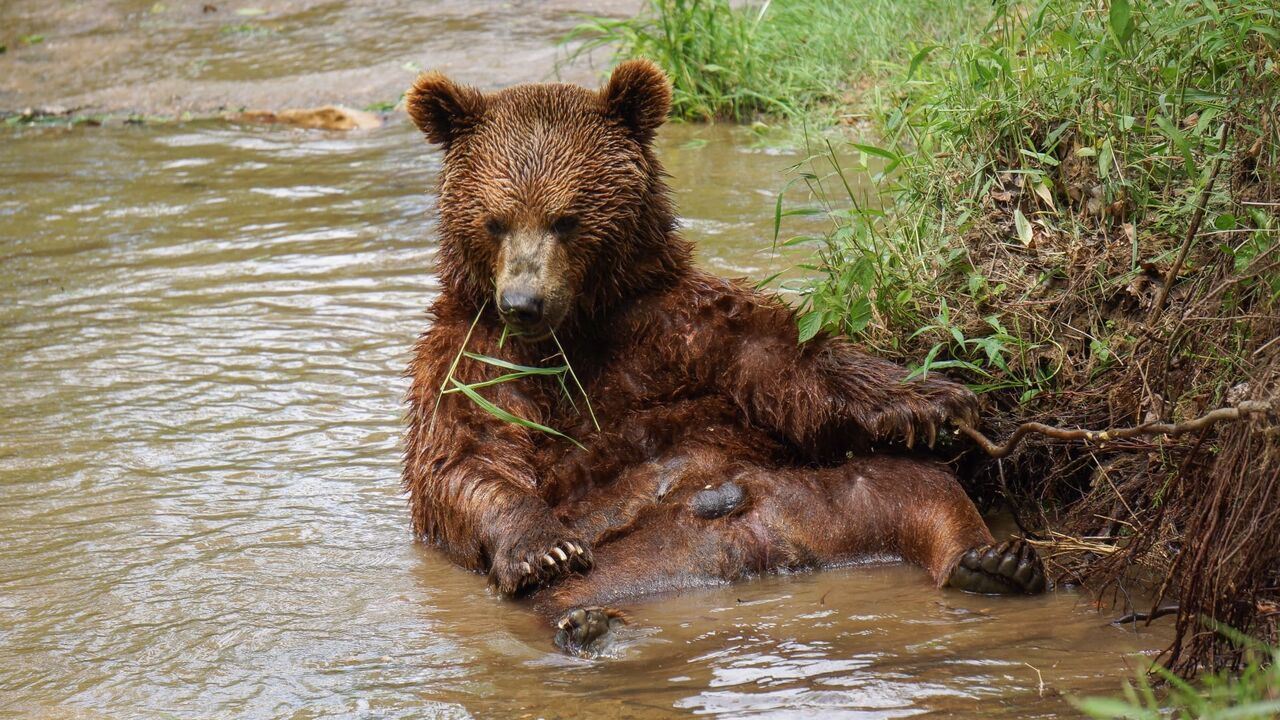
[554,606,625,656]
[949,539,1047,595]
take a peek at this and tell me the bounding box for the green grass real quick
[563,0,989,122]
[1075,627,1280,719]
[564,0,1280,681]
[786,0,1278,368]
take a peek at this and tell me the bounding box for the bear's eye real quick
[484,217,508,237]
[550,215,580,238]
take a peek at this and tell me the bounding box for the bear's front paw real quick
[876,379,980,448]
[490,530,592,597]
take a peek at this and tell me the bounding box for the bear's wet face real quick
[406,60,674,340]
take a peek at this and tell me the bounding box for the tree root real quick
[957,400,1275,459]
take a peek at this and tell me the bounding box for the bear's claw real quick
[948,538,1047,595]
[554,606,624,656]
[493,536,592,597]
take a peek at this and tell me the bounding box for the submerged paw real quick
[554,606,624,656]
[948,538,1047,595]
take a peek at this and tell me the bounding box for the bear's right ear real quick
[405,72,486,146]
[601,59,672,144]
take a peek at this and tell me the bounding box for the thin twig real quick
[958,400,1273,459]
[1146,121,1232,325]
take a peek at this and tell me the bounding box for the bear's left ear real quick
[600,59,672,144]
[405,71,487,146]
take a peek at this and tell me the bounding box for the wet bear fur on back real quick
[400,60,982,602]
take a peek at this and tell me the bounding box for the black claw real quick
[997,553,1019,577]
[980,547,1002,574]
[1013,558,1035,586]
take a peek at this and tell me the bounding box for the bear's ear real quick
[405,72,487,146]
[600,59,672,144]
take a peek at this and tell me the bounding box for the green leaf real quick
[782,234,821,247]
[443,372,541,394]
[1109,0,1135,45]
[462,352,566,375]
[796,310,824,344]
[1155,115,1197,176]
[907,45,938,80]
[1015,208,1033,246]
[849,143,902,173]
[1213,213,1237,230]
[450,379,583,449]
[754,271,784,289]
[845,297,872,335]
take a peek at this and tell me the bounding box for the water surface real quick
[0,116,1168,720]
[0,1,1169,715]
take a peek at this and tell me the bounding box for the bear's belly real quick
[549,435,778,547]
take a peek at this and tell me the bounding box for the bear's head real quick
[406,60,688,341]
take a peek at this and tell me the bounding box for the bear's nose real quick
[498,290,544,326]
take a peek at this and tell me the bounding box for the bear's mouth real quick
[498,319,555,344]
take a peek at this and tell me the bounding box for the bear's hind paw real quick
[948,538,1047,595]
[554,606,625,656]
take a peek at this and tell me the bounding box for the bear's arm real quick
[665,274,978,456]
[402,315,587,595]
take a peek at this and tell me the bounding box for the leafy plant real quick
[1075,626,1280,720]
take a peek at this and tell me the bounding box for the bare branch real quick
[958,400,1274,459]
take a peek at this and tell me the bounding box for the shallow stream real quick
[0,2,1169,718]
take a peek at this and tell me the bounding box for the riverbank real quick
[572,0,1280,687]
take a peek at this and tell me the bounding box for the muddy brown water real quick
[2,2,1168,718]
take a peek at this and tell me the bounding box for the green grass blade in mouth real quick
[449,378,585,450]
[461,351,568,375]
[552,330,601,432]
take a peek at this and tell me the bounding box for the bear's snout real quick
[498,288,544,327]
[494,227,574,340]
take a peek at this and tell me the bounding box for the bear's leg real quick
[792,457,1046,595]
[532,505,749,655]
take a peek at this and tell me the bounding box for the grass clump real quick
[1075,625,1280,719]
[563,0,989,122]
[784,0,1280,676]
[573,0,1280,675]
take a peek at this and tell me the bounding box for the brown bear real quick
[401,60,1046,655]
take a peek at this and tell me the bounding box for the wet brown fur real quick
[402,61,999,633]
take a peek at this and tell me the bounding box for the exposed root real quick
[957,400,1275,459]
